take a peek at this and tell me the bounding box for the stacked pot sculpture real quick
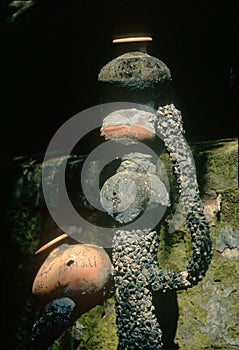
[31,36,212,350]
[98,37,212,350]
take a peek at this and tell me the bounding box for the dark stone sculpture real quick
[98,37,212,349]
[31,36,212,350]
[100,152,169,224]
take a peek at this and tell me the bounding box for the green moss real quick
[157,225,190,271]
[173,140,238,350]
[76,298,118,350]
[157,152,192,272]
[47,298,117,350]
[219,188,239,227]
[228,325,239,339]
[48,329,75,350]
[176,286,210,350]
[213,260,239,281]
[191,139,238,195]
[9,207,41,255]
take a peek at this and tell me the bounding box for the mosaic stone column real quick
[98,36,212,350]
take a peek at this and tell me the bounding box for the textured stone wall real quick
[2,138,238,350]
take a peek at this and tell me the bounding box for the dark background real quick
[1,0,238,156]
[0,2,238,348]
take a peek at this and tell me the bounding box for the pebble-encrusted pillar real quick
[98,36,212,349]
[100,151,170,349]
[112,229,163,350]
[153,104,212,289]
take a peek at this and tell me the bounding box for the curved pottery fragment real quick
[100,107,156,142]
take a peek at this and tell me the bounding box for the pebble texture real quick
[112,229,163,350]
[111,104,212,349]
[98,52,171,90]
[32,297,75,350]
[155,104,212,288]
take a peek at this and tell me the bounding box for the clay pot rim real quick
[35,233,105,255]
[113,36,153,44]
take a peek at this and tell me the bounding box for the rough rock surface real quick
[2,138,238,349]
[98,52,172,90]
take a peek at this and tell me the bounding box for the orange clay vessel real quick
[32,243,113,305]
[100,107,156,142]
[101,124,154,140]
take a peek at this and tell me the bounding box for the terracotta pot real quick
[32,243,113,304]
[100,107,156,142]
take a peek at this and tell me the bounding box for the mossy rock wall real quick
[2,138,238,350]
[157,139,239,349]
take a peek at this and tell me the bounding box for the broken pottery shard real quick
[101,108,156,142]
